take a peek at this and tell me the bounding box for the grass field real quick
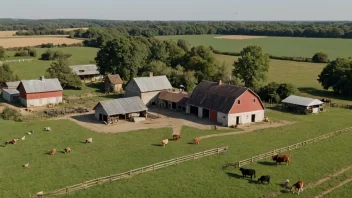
[157,35,352,59]
[1,107,352,197]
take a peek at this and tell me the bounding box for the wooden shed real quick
[281,95,324,114]
[104,74,123,93]
[2,89,20,103]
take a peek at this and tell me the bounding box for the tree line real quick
[2,19,352,38]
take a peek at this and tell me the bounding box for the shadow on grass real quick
[226,172,243,179]
[85,82,105,93]
[298,87,352,101]
[151,144,163,147]
[257,161,277,166]
[187,142,195,145]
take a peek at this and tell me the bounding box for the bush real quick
[28,48,37,57]
[14,51,29,57]
[0,46,5,59]
[40,50,71,60]
[1,107,22,122]
[40,43,54,48]
[312,52,329,63]
[259,82,298,103]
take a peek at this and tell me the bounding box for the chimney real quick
[149,72,153,77]
[179,85,185,92]
[218,80,222,85]
[40,76,45,81]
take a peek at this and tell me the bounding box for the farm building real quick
[93,96,148,124]
[104,74,123,93]
[0,81,20,89]
[69,64,102,82]
[2,89,20,103]
[158,91,188,112]
[124,73,172,106]
[17,76,63,107]
[281,95,324,114]
[186,81,265,127]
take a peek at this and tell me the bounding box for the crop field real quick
[0,30,17,37]
[1,107,352,197]
[157,35,352,59]
[0,37,82,48]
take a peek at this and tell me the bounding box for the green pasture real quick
[324,181,352,198]
[1,107,352,197]
[157,35,352,59]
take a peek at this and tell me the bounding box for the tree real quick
[233,45,270,90]
[45,57,82,89]
[181,71,198,92]
[28,48,37,57]
[177,39,190,52]
[312,52,328,63]
[318,58,352,96]
[258,82,297,103]
[142,61,172,77]
[40,50,71,60]
[276,83,298,99]
[0,46,5,59]
[213,61,234,83]
[0,64,19,84]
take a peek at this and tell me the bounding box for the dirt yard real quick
[214,35,267,40]
[0,37,82,48]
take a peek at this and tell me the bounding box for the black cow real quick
[258,175,270,184]
[239,168,256,180]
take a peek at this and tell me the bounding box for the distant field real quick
[57,27,88,31]
[157,35,352,59]
[0,31,17,37]
[6,47,98,80]
[0,37,82,48]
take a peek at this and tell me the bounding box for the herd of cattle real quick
[161,134,200,146]
[238,154,304,195]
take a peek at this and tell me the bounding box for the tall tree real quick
[312,52,328,63]
[45,57,82,89]
[0,64,19,84]
[0,46,5,59]
[233,45,270,90]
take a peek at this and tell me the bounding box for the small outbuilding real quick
[281,95,324,114]
[93,96,148,124]
[158,91,188,112]
[69,64,102,82]
[104,74,123,93]
[2,89,20,103]
[0,81,20,89]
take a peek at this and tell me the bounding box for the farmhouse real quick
[69,64,102,82]
[158,91,188,112]
[93,96,148,124]
[17,76,63,107]
[186,81,265,127]
[2,89,20,103]
[124,73,172,106]
[104,74,123,93]
[281,95,324,114]
[0,81,20,89]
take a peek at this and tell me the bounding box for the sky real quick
[1,0,352,21]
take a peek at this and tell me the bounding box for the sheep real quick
[27,130,34,135]
[85,138,92,144]
[48,148,56,155]
[44,127,51,131]
[64,147,72,153]
[21,136,25,140]
[23,162,29,168]
[161,139,168,147]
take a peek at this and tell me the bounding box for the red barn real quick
[17,77,63,107]
[186,81,264,127]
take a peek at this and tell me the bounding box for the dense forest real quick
[1,19,352,38]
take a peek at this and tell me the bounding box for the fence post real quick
[110,174,112,183]
[176,158,178,165]
[153,164,155,171]
[66,187,69,195]
[251,157,254,162]
[217,148,219,154]
[194,153,196,159]
[129,170,132,176]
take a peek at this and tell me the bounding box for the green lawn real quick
[157,35,352,59]
[215,54,352,104]
[6,47,98,80]
[2,107,352,197]
[324,181,352,198]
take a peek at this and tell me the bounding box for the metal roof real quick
[187,81,262,114]
[69,65,100,76]
[282,95,324,107]
[94,96,148,116]
[2,89,19,95]
[20,78,63,93]
[133,76,172,92]
[5,81,20,88]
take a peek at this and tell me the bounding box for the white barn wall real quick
[197,107,203,118]
[217,112,228,126]
[21,96,62,107]
[228,110,264,126]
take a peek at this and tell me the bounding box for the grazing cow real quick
[291,181,304,195]
[5,139,17,147]
[173,134,181,140]
[193,138,201,144]
[85,138,93,144]
[48,148,56,155]
[239,168,256,180]
[258,175,270,184]
[44,127,51,131]
[161,139,168,147]
[272,154,290,165]
[64,147,72,153]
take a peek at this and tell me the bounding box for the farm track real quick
[261,164,352,198]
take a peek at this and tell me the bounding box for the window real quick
[253,98,256,103]
[237,100,241,104]
[79,70,85,73]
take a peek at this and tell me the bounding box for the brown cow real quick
[272,154,290,165]
[4,139,17,147]
[291,181,304,195]
[48,148,56,155]
[193,138,201,144]
[173,134,181,140]
[64,147,72,153]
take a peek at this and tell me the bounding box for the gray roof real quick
[94,96,148,116]
[20,78,63,93]
[2,89,19,95]
[5,81,20,88]
[282,95,324,107]
[133,76,172,92]
[69,65,100,76]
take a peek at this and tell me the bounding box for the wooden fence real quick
[31,146,228,197]
[0,59,34,65]
[225,127,352,168]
